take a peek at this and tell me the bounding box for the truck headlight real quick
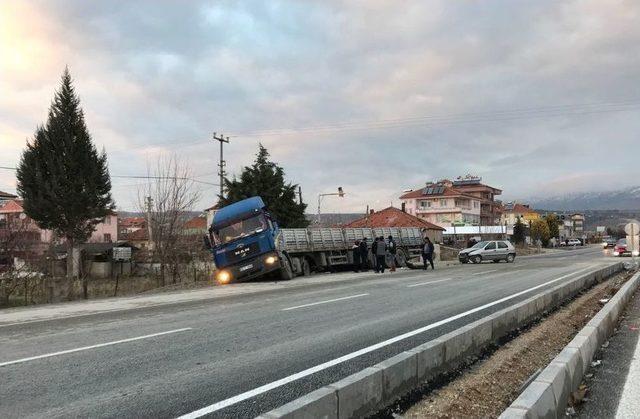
[216,270,231,284]
[265,255,277,265]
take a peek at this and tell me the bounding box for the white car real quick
[561,239,582,246]
[458,240,516,264]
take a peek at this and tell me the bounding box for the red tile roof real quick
[127,228,149,241]
[119,217,146,227]
[0,190,18,199]
[504,203,538,215]
[184,216,207,230]
[345,207,445,230]
[399,186,477,200]
[0,199,24,213]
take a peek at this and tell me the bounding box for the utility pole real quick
[145,196,154,250]
[213,132,230,200]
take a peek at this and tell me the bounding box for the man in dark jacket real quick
[422,237,435,270]
[375,236,387,273]
[352,240,361,272]
[359,238,369,271]
[371,237,379,272]
[388,235,397,272]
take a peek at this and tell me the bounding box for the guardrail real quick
[259,263,622,419]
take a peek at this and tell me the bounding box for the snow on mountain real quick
[527,186,640,211]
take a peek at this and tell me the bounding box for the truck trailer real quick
[206,196,427,283]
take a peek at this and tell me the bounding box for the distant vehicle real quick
[612,239,637,257]
[601,238,617,248]
[560,239,582,247]
[458,240,516,264]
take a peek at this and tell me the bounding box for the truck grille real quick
[226,242,260,264]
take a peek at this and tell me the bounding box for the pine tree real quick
[513,216,526,245]
[220,144,308,227]
[17,68,114,278]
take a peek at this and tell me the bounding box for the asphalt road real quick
[0,246,616,418]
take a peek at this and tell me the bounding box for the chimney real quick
[370,209,375,215]
[401,202,406,213]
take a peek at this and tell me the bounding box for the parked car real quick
[601,238,617,248]
[559,238,582,247]
[458,240,516,264]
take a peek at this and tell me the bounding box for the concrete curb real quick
[500,269,640,419]
[260,263,622,419]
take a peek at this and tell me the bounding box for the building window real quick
[104,233,112,242]
[440,199,447,207]
[104,216,111,225]
[419,200,431,209]
[473,201,479,209]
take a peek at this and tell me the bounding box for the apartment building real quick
[501,202,540,226]
[399,177,503,229]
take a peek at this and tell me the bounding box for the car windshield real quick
[215,215,267,244]
[472,241,489,249]
[618,239,627,246]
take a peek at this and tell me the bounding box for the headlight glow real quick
[633,251,639,256]
[265,255,277,265]
[216,270,231,284]
[613,251,620,256]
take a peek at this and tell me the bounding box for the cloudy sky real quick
[1,0,639,213]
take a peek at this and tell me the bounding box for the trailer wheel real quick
[279,255,294,281]
[301,258,311,276]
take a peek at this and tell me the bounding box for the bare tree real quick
[0,212,47,306]
[138,155,201,286]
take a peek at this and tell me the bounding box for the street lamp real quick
[317,187,345,225]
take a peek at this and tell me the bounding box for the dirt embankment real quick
[395,271,631,418]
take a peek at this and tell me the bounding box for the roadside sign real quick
[627,235,640,257]
[625,222,640,236]
[596,226,606,233]
[113,247,132,261]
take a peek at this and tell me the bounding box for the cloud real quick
[1,0,639,213]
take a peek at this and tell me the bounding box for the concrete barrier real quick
[263,263,623,419]
[500,269,640,419]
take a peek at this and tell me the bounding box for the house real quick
[0,198,117,247]
[118,216,146,239]
[0,190,18,201]
[399,176,503,228]
[345,206,445,243]
[204,204,219,230]
[183,216,207,235]
[89,211,118,243]
[501,203,540,226]
[127,227,151,250]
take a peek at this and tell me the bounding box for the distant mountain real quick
[529,186,640,211]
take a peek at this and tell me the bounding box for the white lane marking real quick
[472,269,498,275]
[407,278,454,287]
[282,294,369,311]
[176,264,600,418]
[0,328,192,367]
[615,323,640,418]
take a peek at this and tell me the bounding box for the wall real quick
[89,214,118,243]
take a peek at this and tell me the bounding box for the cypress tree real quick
[17,67,114,278]
[220,144,308,227]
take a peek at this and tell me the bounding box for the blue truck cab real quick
[208,196,291,283]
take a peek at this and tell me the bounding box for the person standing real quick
[352,240,361,272]
[376,236,387,273]
[371,237,379,272]
[422,237,435,270]
[387,235,397,272]
[359,238,369,271]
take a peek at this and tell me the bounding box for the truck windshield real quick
[215,215,267,244]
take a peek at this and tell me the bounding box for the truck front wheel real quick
[280,256,294,281]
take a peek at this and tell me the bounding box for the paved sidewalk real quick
[578,283,640,418]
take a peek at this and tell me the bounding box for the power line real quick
[0,167,219,186]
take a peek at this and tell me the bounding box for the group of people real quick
[351,235,435,273]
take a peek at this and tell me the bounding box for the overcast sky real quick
[2,0,639,213]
